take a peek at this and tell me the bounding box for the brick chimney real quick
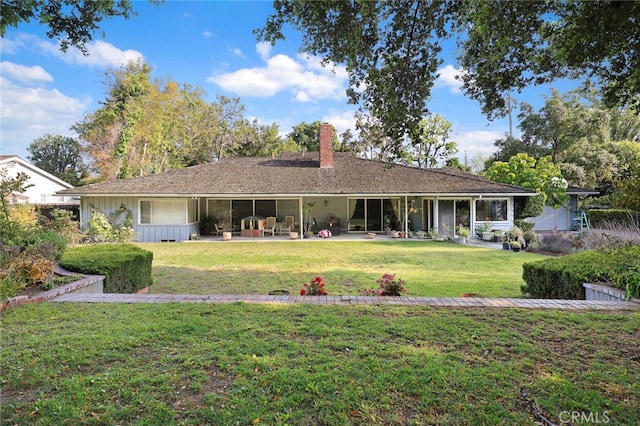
[319,122,333,168]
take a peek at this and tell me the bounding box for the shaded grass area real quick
[2,303,638,425]
[143,241,544,297]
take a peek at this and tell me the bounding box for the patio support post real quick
[433,197,439,234]
[404,195,408,237]
[298,197,304,238]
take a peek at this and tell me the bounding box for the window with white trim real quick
[475,199,507,221]
[139,199,195,225]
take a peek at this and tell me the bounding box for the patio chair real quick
[214,223,232,236]
[279,215,295,235]
[263,216,277,237]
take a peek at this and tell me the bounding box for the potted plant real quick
[507,225,523,242]
[456,225,471,243]
[502,234,511,250]
[492,230,504,242]
[302,201,316,238]
[510,241,522,252]
[523,230,537,246]
[200,215,216,235]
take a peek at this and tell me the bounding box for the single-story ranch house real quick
[58,123,541,242]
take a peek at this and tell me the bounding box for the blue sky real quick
[1,0,574,165]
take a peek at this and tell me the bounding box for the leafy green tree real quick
[444,157,471,173]
[0,169,32,223]
[518,90,610,163]
[0,169,34,246]
[75,61,258,179]
[74,60,155,179]
[485,153,568,214]
[28,134,86,185]
[613,161,640,211]
[557,139,618,192]
[286,121,338,152]
[611,142,640,210]
[0,0,154,53]
[257,1,640,146]
[352,112,397,161]
[406,114,458,168]
[0,0,162,54]
[234,120,288,157]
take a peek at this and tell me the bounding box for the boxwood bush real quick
[60,244,153,293]
[521,245,640,300]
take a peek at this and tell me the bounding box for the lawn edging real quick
[0,266,104,314]
[583,282,640,303]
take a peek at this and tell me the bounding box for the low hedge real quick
[59,243,153,293]
[521,245,640,300]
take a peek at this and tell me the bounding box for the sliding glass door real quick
[348,198,400,232]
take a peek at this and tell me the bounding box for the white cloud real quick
[322,110,357,135]
[202,30,213,39]
[256,41,272,60]
[23,35,143,67]
[435,64,464,94]
[0,62,53,84]
[0,77,88,157]
[0,37,21,55]
[209,47,348,103]
[231,48,244,58]
[452,129,501,158]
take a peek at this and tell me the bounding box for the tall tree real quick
[0,0,156,53]
[352,112,397,161]
[612,143,640,210]
[75,60,154,179]
[518,90,609,163]
[405,114,458,168]
[257,1,640,148]
[286,121,339,152]
[28,134,86,185]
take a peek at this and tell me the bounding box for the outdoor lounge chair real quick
[279,215,295,235]
[214,223,232,236]
[263,216,277,237]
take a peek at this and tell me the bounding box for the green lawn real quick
[143,240,544,297]
[2,303,638,425]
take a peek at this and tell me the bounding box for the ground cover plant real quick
[1,303,638,425]
[141,241,543,297]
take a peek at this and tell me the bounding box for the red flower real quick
[314,276,323,283]
[300,289,306,295]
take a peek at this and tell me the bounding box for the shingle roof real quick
[57,152,536,196]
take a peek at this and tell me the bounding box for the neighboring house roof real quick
[566,186,599,196]
[0,155,73,189]
[58,152,536,197]
[1,155,76,205]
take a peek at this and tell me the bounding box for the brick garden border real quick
[0,266,104,314]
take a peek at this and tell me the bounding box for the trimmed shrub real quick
[60,244,153,293]
[514,219,535,233]
[522,245,640,299]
